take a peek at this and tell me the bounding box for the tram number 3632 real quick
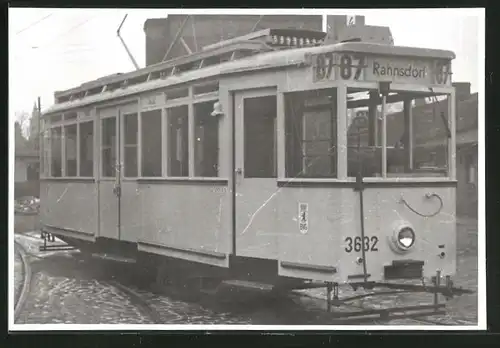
[344,236,379,253]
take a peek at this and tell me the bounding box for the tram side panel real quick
[276,187,347,282]
[138,183,231,264]
[277,185,456,283]
[119,181,143,243]
[42,181,98,238]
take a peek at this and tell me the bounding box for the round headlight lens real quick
[397,227,415,249]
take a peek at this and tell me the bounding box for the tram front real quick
[278,40,457,292]
[329,44,455,285]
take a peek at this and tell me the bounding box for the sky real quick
[9,8,484,129]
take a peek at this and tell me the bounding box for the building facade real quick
[143,15,323,66]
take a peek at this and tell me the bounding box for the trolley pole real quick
[37,97,41,151]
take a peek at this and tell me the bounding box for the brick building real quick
[143,15,323,65]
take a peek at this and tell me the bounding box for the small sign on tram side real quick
[298,202,309,235]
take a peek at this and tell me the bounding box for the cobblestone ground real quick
[13,233,254,325]
[13,218,479,326]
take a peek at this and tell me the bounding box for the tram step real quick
[220,279,274,292]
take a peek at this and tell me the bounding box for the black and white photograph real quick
[9,8,485,330]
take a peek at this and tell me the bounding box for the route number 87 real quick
[434,61,451,85]
[339,54,365,80]
[315,53,365,81]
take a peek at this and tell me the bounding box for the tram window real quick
[346,89,449,178]
[141,110,162,177]
[51,114,62,123]
[244,96,277,178]
[165,87,189,101]
[346,89,382,178]
[167,106,189,177]
[101,117,116,178]
[41,130,50,177]
[79,121,93,177]
[193,82,219,95]
[194,102,219,177]
[402,95,448,177]
[64,124,77,177]
[284,90,337,178]
[124,113,138,177]
[64,112,77,121]
[50,127,62,177]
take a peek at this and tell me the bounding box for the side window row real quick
[45,100,219,179]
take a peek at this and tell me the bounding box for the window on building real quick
[167,106,189,177]
[285,89,337,178]
[124,113,138,177]
[141,110,162,177]
[79,121,93,177]
[194,102,219,177]
[50,127,62,177]
[101,117,116,178]
[64,124,77,177]
[27,163,39,181]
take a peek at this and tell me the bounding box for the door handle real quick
[235,167,243,186]
[113,185,121,197]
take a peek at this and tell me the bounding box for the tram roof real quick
[43,40,455,117]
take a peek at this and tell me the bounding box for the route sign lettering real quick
[312,52,452,86]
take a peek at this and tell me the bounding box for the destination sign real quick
[312,52,452,87]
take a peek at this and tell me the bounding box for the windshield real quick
[346,87,451,178]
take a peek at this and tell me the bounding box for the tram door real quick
[98,103,138,241]
[234,89,279,259]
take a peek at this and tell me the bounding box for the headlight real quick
[390,221,416,253]
[397,227,415,250]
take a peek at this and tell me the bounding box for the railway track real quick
[105,280,163,324]
[14,234,476,326]
[14,241,32,322]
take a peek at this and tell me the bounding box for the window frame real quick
[42,80,225,182]
[342,83,456,180]
[42,108,97,180]
[283,88,339,179]
[137,82,222,180]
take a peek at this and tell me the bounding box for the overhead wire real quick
[15,13,54,35]
[40,16,98,48]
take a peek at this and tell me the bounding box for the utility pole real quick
[37,96,41,180]
[37,97,41,150]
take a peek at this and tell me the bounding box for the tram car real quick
[39,20,469,320]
